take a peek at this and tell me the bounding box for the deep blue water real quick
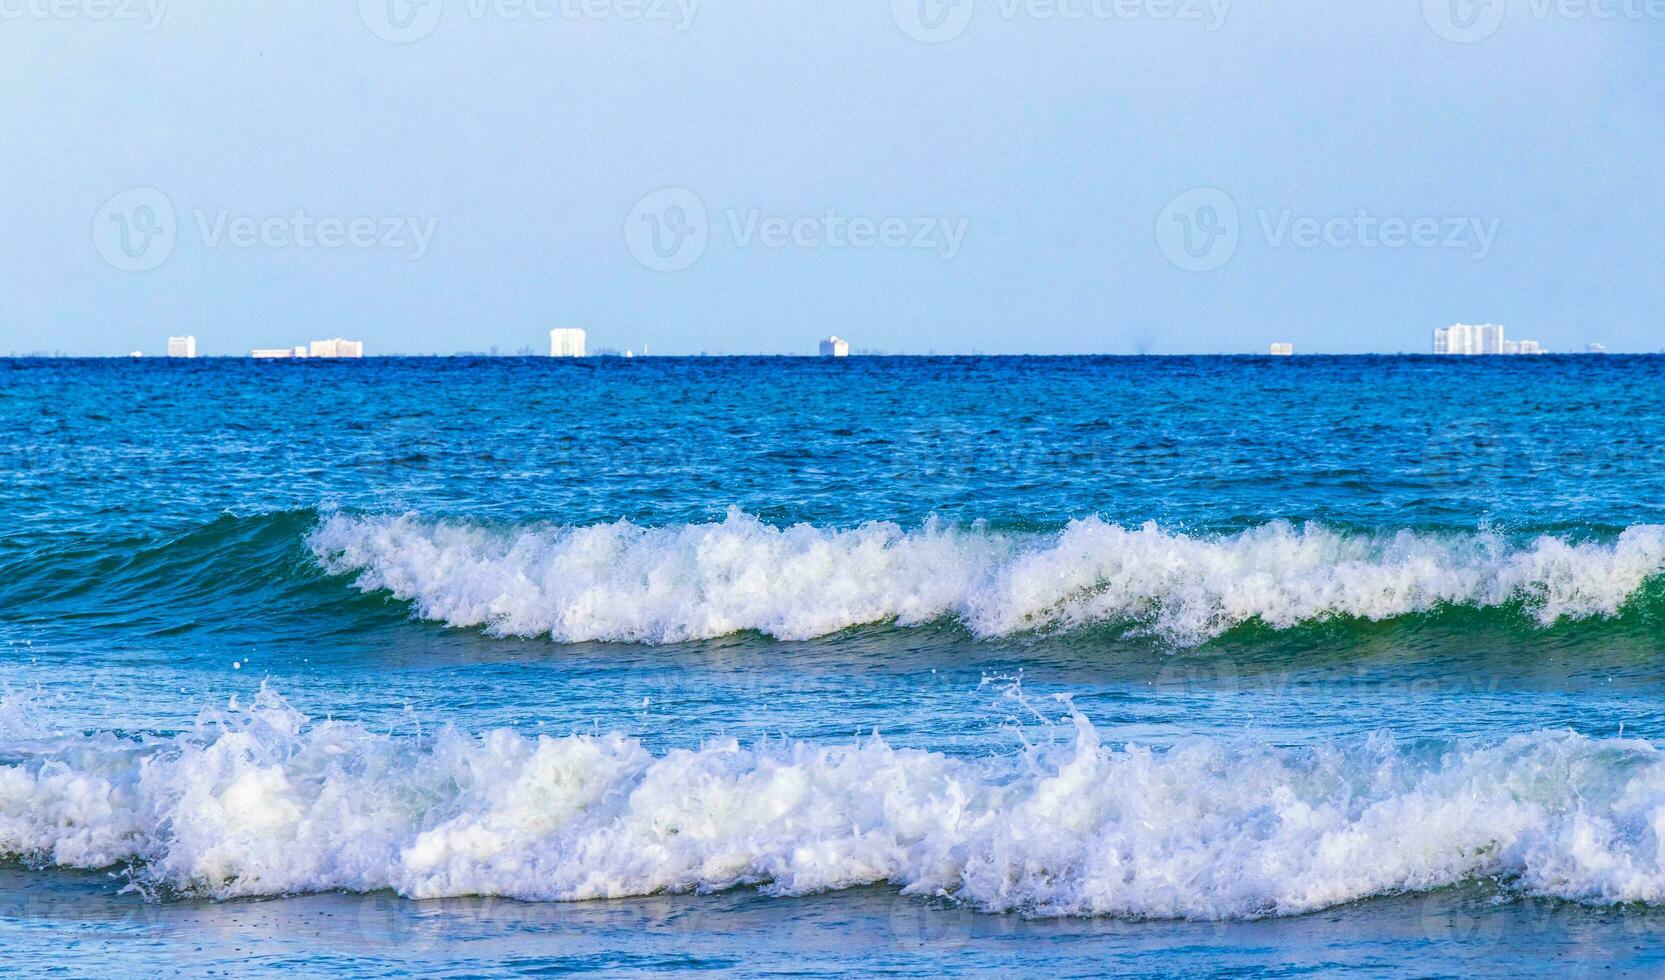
[4,355,1665,975]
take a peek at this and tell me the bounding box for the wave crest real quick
[3,689,1665,917]
[307,512,1665,645]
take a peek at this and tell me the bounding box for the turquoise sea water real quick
[5,355,1665,975]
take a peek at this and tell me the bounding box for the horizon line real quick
[4,351,1652,360]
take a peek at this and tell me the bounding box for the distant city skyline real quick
[1431,322,1551,356]
[23,327,1642,359]
[3,320,1635,359]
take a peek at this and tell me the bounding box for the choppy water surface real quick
[4,355,1665,975]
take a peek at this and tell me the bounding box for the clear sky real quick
[2,0,1661,355]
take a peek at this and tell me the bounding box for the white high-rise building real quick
[1268,342,1293,356]
[1433,323,1506,355]
[1434,324,1548,355]
[310,338,365,358]
[819,336,850,357]
[550,328,587,358]
[167,335,197,358]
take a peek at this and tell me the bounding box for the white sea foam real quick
[3,689,1665,917]
[307,512,1665,645]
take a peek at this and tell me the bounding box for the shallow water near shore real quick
[5,867,1664,978]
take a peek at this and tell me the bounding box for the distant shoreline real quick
[4,352,1654,361]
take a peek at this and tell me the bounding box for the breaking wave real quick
[308,511,1665,646]
[3,688,1665,917]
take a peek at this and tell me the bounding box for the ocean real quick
[4,354,1665,976]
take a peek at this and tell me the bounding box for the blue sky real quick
[2,0,1661,355]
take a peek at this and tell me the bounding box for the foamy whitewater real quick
[309,512,1665,645]
[2,687,1664,918]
